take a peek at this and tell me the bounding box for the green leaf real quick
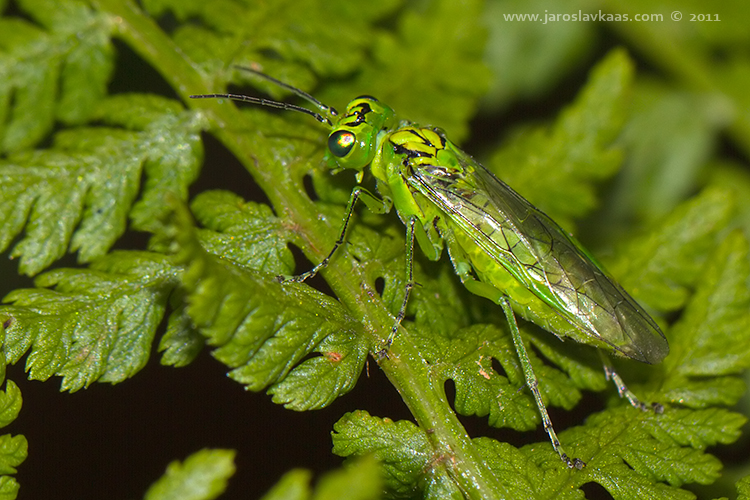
[0,380,27,497]
[144,449,236,500]
[661,230,750,407]
[0,477,20,500]
[707,161,750,240]
[0,0,113,152]
[565,408,727,488]
[614,84,732,221]
[0,381,21,430]
[191,190,294,274]
[144,0,402,80]
[613,186,735,313]
[327,0,490,142]
[488,48,632,230]
[472,438,579,500]
[258,469,312,500]
[0,434,26,477]
[168,201,368,410]
[738,474,750,500]
[310,455,382,500]
[428,323,580,432]
[257,457,382,500]
[268,327,368,411]
[91,94,205,232]
[158,300,205,368]
[0,94,202,275]
[332,410,439,498]
[603,0,750,159]
[1,252,177,390]
[482,0,596,111]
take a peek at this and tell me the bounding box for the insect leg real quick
[280,186,391,284]
[599,351,664,413]
[499,296,585,469]
[379,216,417,357]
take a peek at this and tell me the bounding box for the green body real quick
[332,96,668,365]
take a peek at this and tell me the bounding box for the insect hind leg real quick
[499,297,585,469]
[599,351,664,413]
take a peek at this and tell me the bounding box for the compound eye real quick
[328,130,356,158]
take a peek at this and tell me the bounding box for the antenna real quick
[190,66,337,127]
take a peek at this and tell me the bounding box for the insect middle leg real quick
[378,216,418,357]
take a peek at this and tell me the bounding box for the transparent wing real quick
[409,154,668,364]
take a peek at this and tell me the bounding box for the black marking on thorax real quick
[392,142,434,160]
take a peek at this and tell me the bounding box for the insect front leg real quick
[279,186,392,283]
[498,297,585,469]
[598,351,664,413]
